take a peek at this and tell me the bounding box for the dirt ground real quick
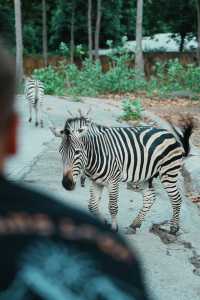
[103,93,200,148]
[7,95,200,300]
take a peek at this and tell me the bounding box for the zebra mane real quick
[64,117,107,137]
[65,116,89,123]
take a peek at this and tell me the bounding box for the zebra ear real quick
[49,126,64,138]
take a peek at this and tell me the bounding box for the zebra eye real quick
[64,128,70,135]
[78,128,84,133]
[75,150,81,155]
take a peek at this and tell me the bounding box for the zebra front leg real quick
[108,182,119,232]
[161,176,182,235]
[127,186,156,234]
[80,174,86,187]
[88,181,103,219]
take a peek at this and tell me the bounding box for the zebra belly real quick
[120,147,161,183]
[121,171,154,183]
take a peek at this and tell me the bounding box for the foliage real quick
[33,37,200,97]
[33,56,200,98]
[144,0,196,51]
[57,42,86,58]
[149,59,200,96]
[0,1,15,48]
[65,59,103,96]
[58,42,70,57]
[33,65,65,95]
[121,98,143,121]
[0,0,199,54]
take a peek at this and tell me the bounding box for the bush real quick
[121,98,144,121]
[149,59,200,96]
[33,48,200,98]
[33,38,147,96]
[65,59,103,96]
[33,65,65,95]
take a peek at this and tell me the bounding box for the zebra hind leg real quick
[28,102,32,123]
[161,175,182,235]
[35,105,39,127]
[39,102,44,128]
[127,182,156,234]
[108,182,119,232]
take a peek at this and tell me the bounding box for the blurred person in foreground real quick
[0,45,151,300]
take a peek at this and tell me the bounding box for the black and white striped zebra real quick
[50,116,193,234]
[24,78,44,127]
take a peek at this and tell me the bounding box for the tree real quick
[1,0,198,56]
[195,0,200,64]
[100,0,124,46]
[135,0,144,77]
[88,0,92,59]
[70,1,75,63]
[14,0,23,83]
[42,0,48,66]
[0,1,15,48]
[144,0,196,52]
[94,0,102,60]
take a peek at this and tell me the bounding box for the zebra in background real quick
[24,77,44,127]
[50,115,193,234]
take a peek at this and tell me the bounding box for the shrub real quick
[150,59,200,96]
[121,98,144,121]
[32,48,200,98]
[65,59,103,96]
[33,66,65,95]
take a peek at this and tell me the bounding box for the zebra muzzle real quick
[62,175,75,191]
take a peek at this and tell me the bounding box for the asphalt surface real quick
[6,95,200,300]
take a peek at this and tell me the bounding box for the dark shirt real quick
[0,176,150,300]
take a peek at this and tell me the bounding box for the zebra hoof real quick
[111,225,118,232]
[28,118,32,123]
[35,122,39,127]
[125,226,137,235]
[80,180,85,187]
[169,225,179,235]
[104,220,111,228]
[40,122,44,128]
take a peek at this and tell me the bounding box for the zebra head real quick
[50,117,90,191]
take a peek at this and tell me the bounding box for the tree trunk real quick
[179,32,186,52]
[94,0,102,60]
[135,0,144,78]
[196,0,200,65]
[70,2,75,64]
[14,0,23,84]
[88,0,93,60]
[42,0,48,67]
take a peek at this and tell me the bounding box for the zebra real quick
[50,116,193,234]
[80,173,87,187]
[24,77,44,127]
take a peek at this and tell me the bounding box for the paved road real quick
[6,95,200,300]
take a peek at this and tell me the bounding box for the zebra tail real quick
[167,116,194,157]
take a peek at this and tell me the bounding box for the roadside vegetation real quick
[121,98,144,121]
[33,44,200,99]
